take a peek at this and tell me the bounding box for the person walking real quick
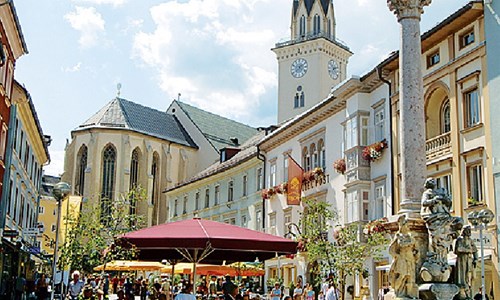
[35,273,49,300]
[67,271,85,300]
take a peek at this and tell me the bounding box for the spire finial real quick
[177,93,181,101]
[117,83,122,98]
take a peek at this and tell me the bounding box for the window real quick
[130,148,140,189]
[242,175,248,197]
[464,89,480,127]
[318,139,326,170]
[215,185,220,205]
[313,14,320,35]
[294,86,305,108]
[75,145,88,196]
[311,144,318,169]
[374,184,385,220]
[360,116,369,145]
[257,168,263,190]
[0,123,7,159]
[302,147,310,171]
[205,189,210,208]
[228,181,234,202]
[173,199,178,217]
[269,162,277,187]
[183,196,188,214]
[346,191,358,223]
[345,117,358,149]
[441,100,451,133]
[299,15,306,37]
[362,190,369,221]
[7,180,12,216]
[195,192,200,210]
[374,107,385,141]
[467,164,483,203]
[241,215,247,228]
[269,213,277,235]
[327,18,332,38]
[427,50,440,68]
[460,28,475,48]
[436,174,452,197]
[101,144,116,222]
[151,152,159,205]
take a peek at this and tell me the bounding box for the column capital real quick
[387,0,431,20]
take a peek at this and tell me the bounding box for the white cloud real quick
[64,6,106,48]
[73,0,126,7]
[62,62,82,73]
[44,150,66,177]
[132,0,284,123]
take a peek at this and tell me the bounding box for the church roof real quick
[76,98,197,148]
[173,100,258,152]
[165,130,265,192]
[294,0,330,16]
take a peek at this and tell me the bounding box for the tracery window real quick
[151,152,159,205]
[130,148,140,189]
[300,15,306,37]
[313,14,321,35]
[75,145,87,196]
[101,144,116,223]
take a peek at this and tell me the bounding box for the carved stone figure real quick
[388,215,418,298]
[454,225,477,297]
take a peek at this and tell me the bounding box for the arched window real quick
[327,18,332,38]
[313,14,320,35]
[318,139,326,170]
[294,93,299,108]
[130,148,140,189]
[75,145,87,196]
[295,86,304,108]
[151,152,159,205]
[441,99,451,133]
[101,144,116,223]
[300,91,305,107]
[310,144,318,169]
[302,146,310,171]
[300,15,306,37]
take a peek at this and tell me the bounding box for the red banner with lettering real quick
[287,156,303,205]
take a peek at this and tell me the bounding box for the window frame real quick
[459,28,475,49]
[463,87,480,128]
[426,50,440,68]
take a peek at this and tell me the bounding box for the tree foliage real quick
[298,198,388,296]
[58,186,147,274]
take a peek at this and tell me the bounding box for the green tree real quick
[58,186,147,274]
[298,198,388,299]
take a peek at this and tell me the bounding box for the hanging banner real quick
[287,156,303,205]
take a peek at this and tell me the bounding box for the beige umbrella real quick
[93,260,165,271]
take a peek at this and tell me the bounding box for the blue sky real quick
[13,0,470,176]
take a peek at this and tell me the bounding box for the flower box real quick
[333,158,346,174]
[362,139,388,162]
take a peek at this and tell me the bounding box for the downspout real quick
[0,103,17,230]
[377,66,395,215]
[257,145,266,230]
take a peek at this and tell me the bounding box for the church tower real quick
[273,0,352,123]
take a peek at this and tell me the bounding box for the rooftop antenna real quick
[117,83,122,98]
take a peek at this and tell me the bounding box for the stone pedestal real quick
[419,283,459,300]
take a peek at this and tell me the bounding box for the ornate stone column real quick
[388,0,431,218]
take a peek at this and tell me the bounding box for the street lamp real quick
[51,181,71,298]
[467,208,494,300]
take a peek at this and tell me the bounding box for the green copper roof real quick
[174,100,258,152]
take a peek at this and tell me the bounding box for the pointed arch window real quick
[101,144,116,223]
[300,15,306,37]
[151,152,159,205]
[294,86,305,108]
[130,148,140,189]
[313,14,321,35]
[327,18,332,38]
[441,99,451,133]
[75,145,87,196]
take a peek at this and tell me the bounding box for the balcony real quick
[274,31,350,51]
[426,132,451,160]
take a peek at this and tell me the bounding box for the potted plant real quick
[362,139,388,162]
[333,158,346,174]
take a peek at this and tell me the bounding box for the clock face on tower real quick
[291,58,308,78]
[328,59,340,80]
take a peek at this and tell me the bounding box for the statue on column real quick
[388,215,418,298]
[454,225,477,298]
[420,178,463,282]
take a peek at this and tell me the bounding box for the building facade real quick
[0,81,49,295]
[165,131,266,230]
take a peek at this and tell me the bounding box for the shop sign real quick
[23,228,42,237]
[28,246,41,255]
[3,230,18,237]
